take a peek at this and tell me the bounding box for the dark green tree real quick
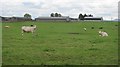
[58,14,62,17]
[55,13,59,17]
[50,13,54,17]
[24,13,31,18]
[78,13,84,20]
[89,14,93,17]
[83,14,87,17]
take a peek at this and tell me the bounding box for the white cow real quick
[21,25,36,35]
[4,26,10,28]
[83,28,87,31]
[98,31,108,37]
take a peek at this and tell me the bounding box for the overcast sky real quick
[0,0,119,20]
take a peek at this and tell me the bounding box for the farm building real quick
[0,16,32,22]
[84,17,103,21]
[35,16,71,22]
[12,17,32,21]
[0,16,13,22]
[70,18,78,21]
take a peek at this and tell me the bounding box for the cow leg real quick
[22,30,24,36]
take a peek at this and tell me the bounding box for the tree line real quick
[50,13,62,17]
[24,13,94,20]
[78,13,93,20]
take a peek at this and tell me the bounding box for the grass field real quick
[2,21,118,65]
[0,22,2,66]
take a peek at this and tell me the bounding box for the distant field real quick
[2,21,118,65]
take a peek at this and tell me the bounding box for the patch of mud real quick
[68,32,80,34]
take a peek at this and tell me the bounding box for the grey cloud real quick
[0,0,118,20]
[22,2,44,9]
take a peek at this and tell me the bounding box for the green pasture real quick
[2,21,118,65]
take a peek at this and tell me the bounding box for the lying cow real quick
[98,30,108,37]
[4,26,10,28]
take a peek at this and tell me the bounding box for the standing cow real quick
[21,25,36,35]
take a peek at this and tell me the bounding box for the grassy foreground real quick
[0,22,2,66]
[2,21,118,65]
